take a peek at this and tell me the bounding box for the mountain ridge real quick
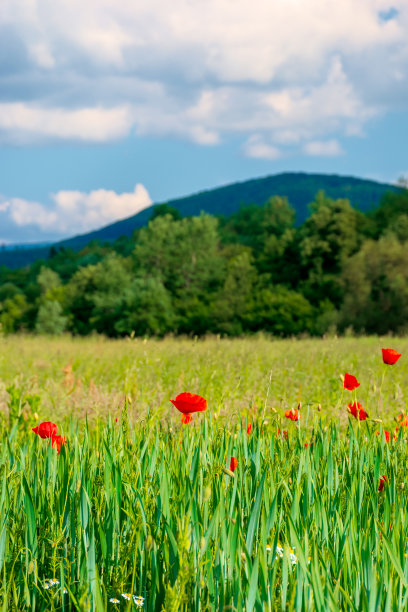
[1,172,400,269]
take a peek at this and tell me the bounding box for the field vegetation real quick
[1,336,408,610]
[2,186,408,339]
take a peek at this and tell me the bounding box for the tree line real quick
[1,187,408,337]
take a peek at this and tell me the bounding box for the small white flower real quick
[133,595,144,606]
[109,598,120,604]
[122,593,131,601]
[44,583,51,590]
[63,588,68,594]
[290,553,298,565]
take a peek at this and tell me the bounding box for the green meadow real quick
[1,335,408,610]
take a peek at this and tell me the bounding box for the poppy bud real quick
[203,486,211,502]
[144,535,154,552]
[317,404,321,412]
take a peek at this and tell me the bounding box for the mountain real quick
[0,172,400,269]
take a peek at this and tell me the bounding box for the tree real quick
[0,294,28,333]
[134,214,225,332]
[65,255,133,335]
[35,301,67,335]
[150,203,181,221]
[370,187,408,238]
[211,249,256,335]
[251,284,314,336]
[340,235,408,334]
[219,196,295,254]
[115,277,175,336]
[298,192,363,305]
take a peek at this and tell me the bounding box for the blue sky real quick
[0,0,407,244]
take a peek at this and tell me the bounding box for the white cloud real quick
[303,139,344,157]
[2,184,152,235]
[0,0,407,150]
[0,103,133,144]
[243,135,281,160]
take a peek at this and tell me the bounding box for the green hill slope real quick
[0,172,399,269]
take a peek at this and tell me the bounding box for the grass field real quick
[1,335,408,610]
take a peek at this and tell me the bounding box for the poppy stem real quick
[262,369,273,422]
[377,367,386,414]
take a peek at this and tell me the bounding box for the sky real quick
[0,0,407,244]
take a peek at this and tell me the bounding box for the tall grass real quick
[1,414,408,610]
[1,336,408,610]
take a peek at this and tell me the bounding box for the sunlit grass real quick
[1,335,408,610]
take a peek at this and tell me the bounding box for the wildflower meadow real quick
[1,334,408,610]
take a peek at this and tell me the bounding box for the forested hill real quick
[1,172,400,269]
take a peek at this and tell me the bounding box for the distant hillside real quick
[0,172,400,269]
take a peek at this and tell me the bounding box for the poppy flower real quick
[396,413,408,428]
[378,475,387,492]
[376,430,392,443]
[348,401,368,421]
[344,373,360,391]
[304,442,311,448]
[32,422,58,439]
[181,414,193,425]
[51,434,66,454]
[170,392,207,423]
[229,457,238,472]
[285,409,299,422]
[246,424,253,435]
[382,348,401,365]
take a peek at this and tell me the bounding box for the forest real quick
[1,187,408,337]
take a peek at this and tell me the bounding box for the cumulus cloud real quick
[243,136,282,160]
[1,184,152,237]
[303,139,344,157]
[0,0,407,152]
[0,103,133,144]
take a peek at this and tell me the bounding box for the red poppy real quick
[376,430,391,443]
[344,373,360,391]
[246,424,253,435]
[304,442,311,448]
[348,401,368,421]
[170,392,207,423]
[181,413,193,425]
[229,457,238,472]
[396,413,408,428]
[285,409,299,422]
[382,348,401,365]
[32,422,58,439]
[51,434,67,454]
[378,475,387,492]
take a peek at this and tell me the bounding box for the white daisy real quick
[109,598,120,604]
[133,595,145,607]
[122,593,131,601]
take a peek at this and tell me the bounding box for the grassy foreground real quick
[1,335,408,610]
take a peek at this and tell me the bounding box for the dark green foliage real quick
[0,172,401,269]
[1,184,408,337]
